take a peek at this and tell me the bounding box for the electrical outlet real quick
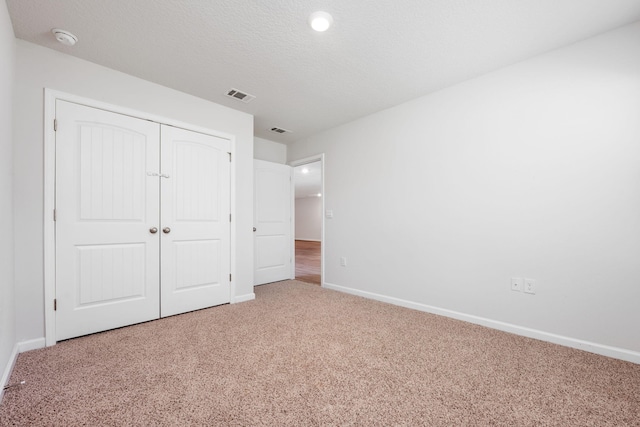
[524,278,536,294]
[340,257,347,267]
[511,277,523,292]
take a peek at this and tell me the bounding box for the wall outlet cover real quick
[524,278,536,294]
[511,277,523,292]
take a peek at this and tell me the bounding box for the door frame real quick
[43,89,237,346]
[289,154,325,287]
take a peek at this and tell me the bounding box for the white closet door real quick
[160,126,231,317]
[55,100,161,341]
[254,160,293,285]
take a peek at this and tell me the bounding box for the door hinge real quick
[229,274,232,281]
[228,152,231,162]
[229,213,232,222]
[54,299,57,311]
[54,119,57,132]
[53,209,57,221]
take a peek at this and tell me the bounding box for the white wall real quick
[295,197,322,241]
[289,22,640,361]
[254,137,287,164]
[0,0,15,390]
[13,40,255,343]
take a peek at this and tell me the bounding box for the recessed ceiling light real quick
[309,11,333,32]
[51,29,78,46]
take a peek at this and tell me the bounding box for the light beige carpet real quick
[1,280,639,426]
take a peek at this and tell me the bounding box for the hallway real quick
[295,240,320,285]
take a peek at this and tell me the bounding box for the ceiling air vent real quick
[226,88,256,103]
[270,127,292,134]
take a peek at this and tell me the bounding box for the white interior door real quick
[254,160,293,285]
[160,126,231,316]
[55,100,161,341]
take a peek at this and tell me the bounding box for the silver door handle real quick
[149,227,158,234]
[253,227,256,232]
[163,227,171,234]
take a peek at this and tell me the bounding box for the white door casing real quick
[289,154,325,287]
[254,160,293,285]
[160,125,231,316]
[55,100,161,341]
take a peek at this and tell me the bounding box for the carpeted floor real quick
[1,280,639,426]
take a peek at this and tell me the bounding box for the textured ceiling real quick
[6,0,640,144]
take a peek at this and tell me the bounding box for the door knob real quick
[149,227,158,234]
[253,227,256,232]
[163,227,171,234]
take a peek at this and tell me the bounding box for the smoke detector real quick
[52,29,78,46]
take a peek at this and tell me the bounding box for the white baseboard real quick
[233,293,255,304]
[324,282,640,365]
[0,343,19,404]
[295,239,321,242]
[18,338,46,353]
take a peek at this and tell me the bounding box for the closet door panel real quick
[55,100,161,341]
[160,126,231,317]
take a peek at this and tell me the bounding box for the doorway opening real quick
[291,156,324,286]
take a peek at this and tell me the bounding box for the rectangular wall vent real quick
[270,127,292,134]
[226,88,256,103]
